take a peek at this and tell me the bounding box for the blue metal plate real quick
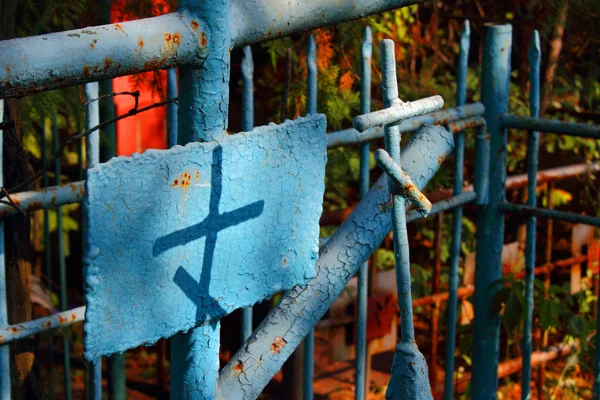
[83,115,327,360]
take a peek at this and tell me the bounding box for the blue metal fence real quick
[0,2,599,400]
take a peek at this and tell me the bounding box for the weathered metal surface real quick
[405,191,476,223]
[374,148,432,217]
[472,24,512,399]
[83,115,327,360]
[327,103,485,148]
[377,39,433,400]
[0,11,208,98]
[0,306,85,344]
[444,20,470,400]
[218,97,454,400]
[500,113,600,139]
[356,26,372,400]
[0,182,85,218]
[521,30,541,400]
[352,96,444,132]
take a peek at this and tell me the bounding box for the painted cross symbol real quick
[153,146,265,321]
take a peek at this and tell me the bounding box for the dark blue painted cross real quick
[153,145,265,321]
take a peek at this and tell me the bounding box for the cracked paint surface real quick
[218,124,454,399]
[83,115,326,360]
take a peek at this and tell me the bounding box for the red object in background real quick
[110,0,172,156]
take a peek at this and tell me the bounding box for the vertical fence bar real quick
[167,68,178,149]
[355,26,372,400]
[0,100,10,400]
[472,24,512,399]
[42,111,55,400]
[84,82,103,400]
[172,0,231,397]
[521,30,541,400]
[303,34,317,400]
[443,19,470,400]
[240,46,254,344]
[53,113,72,400]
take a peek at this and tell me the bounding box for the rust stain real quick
[43,321,52,328]
[172,172,193,189]
[191,20,199,31]
[233,361,244,375]
[70,184,77,192]
[57,316,67,324]
[9,327,20,333]
[5,66,10,73]
[114,23,124,33]
[0,336,3,343]
[71,314,77,321]
[270,336,287,354]
[200,32,207,47]
[11,195,20,205]
[83,65,91,78]
[195,171,200,179]
[104,57,112,70]
[283,258,287,266]
[138,38,144,48]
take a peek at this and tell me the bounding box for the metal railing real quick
[0,1,599,399]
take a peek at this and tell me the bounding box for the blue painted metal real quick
[499,203,600,227]
[231,0,428,48]
[53,113,72,400]
[0,306,85,344]
[474,123,490,206]
[218,114,455,399]
[521,30,541,400]
[167,68,179,149]
[472,24,512,400]
[240,45,254,344]
[0,182,85,218]
[0,11,209,98]
[355,25,372,400]
[374,149,432,216]
[0,99,10,400]
[174,0,232,395]
[377,39,433,400]
[444,20,470,400]
[304,34,317,400]
[83,115,327,360]
[84,82,102,400]
[327,103,484,148]
[405,191,476,224]
[352,95,444,132]
[500,114,600,139]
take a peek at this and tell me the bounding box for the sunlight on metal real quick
[500,114,600,139]
[327,103,484,148]
[0,182,85,218]
[84,82,102,400]
[499,203,600,227]
[231,0,429,47]
[355,25,372,400]
[0,11,208,99]
[521,30,541,400]
[0,306,85,345]
[352,95,444,132]
[472,24,512,399]
[444,20,470,400]
[218,117,454,399]
[374,149,432,217]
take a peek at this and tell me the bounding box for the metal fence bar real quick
[167,68,178,149]
[170,1,229,397]
[500,114,600,139]
[521,30,541,400]
[0,99,9,400]
[326,103,484,147]
[84,82,102,400]
[303,34,317,400]
[1,0,428,99]
[472,24,512,398]
[444,19,470,400]
[353,96,444,132]
[0,182,85,218]
[240,46,254,345]
[499,203,600,227]
[355,26,372,400]
[0,306,85,344]
[218,115,454,399]
[53,112,73,400]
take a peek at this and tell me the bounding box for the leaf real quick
[491,286,511,315]
[503,290,523,332]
